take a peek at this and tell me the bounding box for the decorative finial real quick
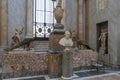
[57,0,62,7]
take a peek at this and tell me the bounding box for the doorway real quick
[96,21,108,54]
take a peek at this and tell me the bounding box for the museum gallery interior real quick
[0,0,120,80]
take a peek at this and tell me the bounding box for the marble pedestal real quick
[49,31,65,51]
[99,48,110,65]
[99,47,105,54]
[48,31,64,78]
[48,53,62,78]
[62,50,73,80]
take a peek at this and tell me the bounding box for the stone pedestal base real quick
[99,47,105,54]
[99,48,110,66]
[61,76,73,80]
[49,31,65,50]
[48,53,62,78]
[54,23,64,29]
[61,74,79,80]
[62,50,73,79]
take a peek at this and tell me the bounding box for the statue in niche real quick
[59,31,73,50]
[99,29,107,49]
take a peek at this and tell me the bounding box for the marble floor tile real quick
[2,70,120,80]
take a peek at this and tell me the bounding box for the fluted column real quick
[25,0,34,38]
[0,0,8,49]
[86,0,90,44]
[78,0,84,40]
[61,0,66,30]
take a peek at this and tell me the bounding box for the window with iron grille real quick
[33,0,57,38]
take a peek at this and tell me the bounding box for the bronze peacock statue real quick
[71,30,94,51]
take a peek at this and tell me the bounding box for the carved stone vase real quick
[54,6,64,24]
[54,0,64,24]
[53,0,64,31]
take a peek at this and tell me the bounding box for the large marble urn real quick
[53,0,64,31]
[54,2,64,24]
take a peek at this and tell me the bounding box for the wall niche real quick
[96,21,108,54]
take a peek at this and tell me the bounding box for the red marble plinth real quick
[49,32,65,50]
[48,53,62,78]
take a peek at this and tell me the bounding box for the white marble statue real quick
[99,29,107,48]
[59,31,73,50]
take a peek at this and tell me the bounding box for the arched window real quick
[33,0,57,38]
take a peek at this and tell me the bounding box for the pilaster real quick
[78,0,84,40]
[25,0,34,38]
[86,0,90,44]
[61,0,66,30]
[0,0,8,50]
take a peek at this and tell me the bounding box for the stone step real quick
[34,42,49,45]
[34,41,49,52]
[34,47,48,50]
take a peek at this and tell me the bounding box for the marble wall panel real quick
[8,0,27,47]
[89,0,120,67]
[0,0,8,48]
[65,0,78,31]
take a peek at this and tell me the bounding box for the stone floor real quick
[86,74,120,80]
[2,69,120,80]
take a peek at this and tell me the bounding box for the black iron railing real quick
[33,22,54,38]
[33,0,56,38]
